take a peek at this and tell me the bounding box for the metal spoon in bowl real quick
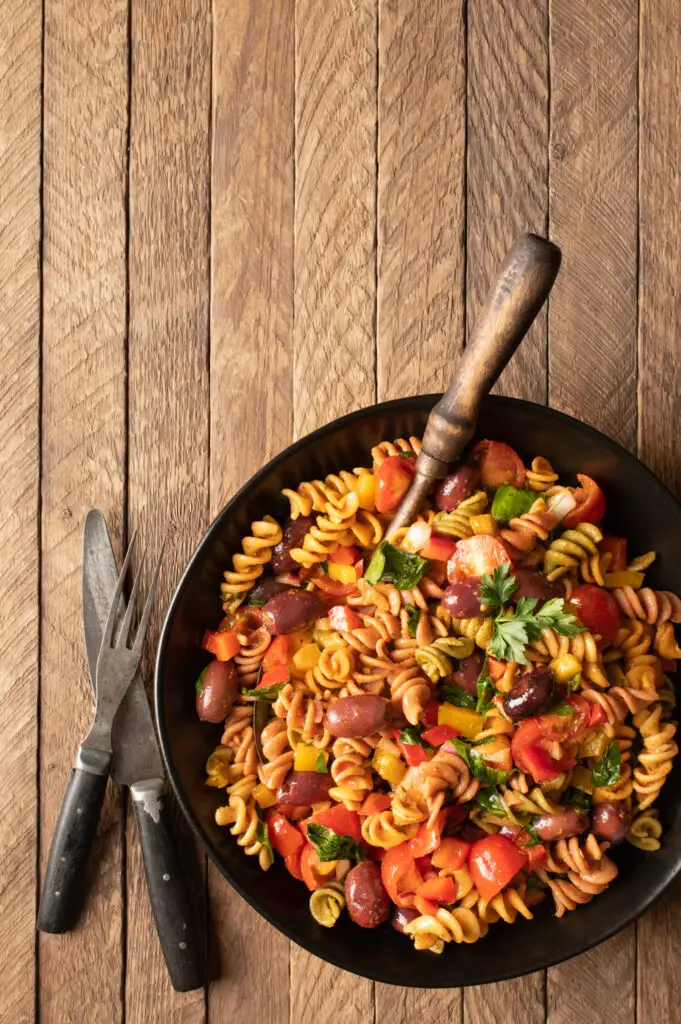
[386,232,561,539]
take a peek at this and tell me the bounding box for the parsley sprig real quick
[479,564,584,664]
[307,823,365,862]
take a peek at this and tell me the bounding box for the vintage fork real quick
[38,534,164,933]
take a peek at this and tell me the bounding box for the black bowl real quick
[155,394,681,987]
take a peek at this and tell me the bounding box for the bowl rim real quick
[155,393,681,986]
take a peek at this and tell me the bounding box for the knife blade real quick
[80,509,204,992]
[82,510,164,785]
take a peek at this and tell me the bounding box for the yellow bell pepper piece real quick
[294,743,322,772]
[293,642,322,672]
[372,748,406,787]
[252,783,277,809]
[438,702,483,739]
[604,571,645,590]
[550,653,582,683]
[571,765,595,794]
[290,630,314,654]
[354,470,376,511]
[328,562,357,584]
[313,627,346,650]
[470,514,499,537]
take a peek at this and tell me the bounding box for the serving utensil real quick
[38,533,163,933]
[80,511,204,991]
[386,233,561,538]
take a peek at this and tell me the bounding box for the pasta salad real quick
[194,436,679,952]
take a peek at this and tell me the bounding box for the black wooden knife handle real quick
[131,781,205,992]
[37,760,110,933]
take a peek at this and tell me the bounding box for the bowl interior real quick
[156,394,681,987]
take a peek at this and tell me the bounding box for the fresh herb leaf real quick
[398,452,416,460]
[320,561,329,574]
[491,485,537,524]
[404,604,420,638]
[242,682,286,703]
[195,666,208,696]
[364,541,431,589]
[547,700,575,717]
[488,590,585,664]
[475,674,498,715]
[315,751,329,773]
[565,673,582,695]
[475,787,507,818]
[591,741,622,787]
[521,820,541,847]
[256,821,274,863]
[563,787,592,813]
[451,738,512,786]
[441,681,477,710]
[398,724,433,751]
[307,823,365,863]
[478,562,518,611]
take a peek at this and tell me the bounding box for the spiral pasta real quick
[371,436,421,468]
[414,635,475,683]
[499,498,555,554]
[404,907,488,953]
[328,737,374,810]
[450,614,495,650]
[612,586,681,626]
[544,523,604,583]
[628,809,663,851]
[526,457,559,492]
[221,516,283,611]
[432,492,488,539]
[309,880,346,927]
[290,492,360,568]
[215,796,273,870]
[361,810,419,848]
[632,704,678,810]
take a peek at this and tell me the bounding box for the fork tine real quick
[131,538,166,656]
[116,545,146,647]
[100,531,137,650]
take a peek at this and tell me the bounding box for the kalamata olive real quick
[248,575,293,606]
[276,770,334,806]
[271,516,314,574]
[325,695,392,737]
[391,905,420,934]
[511,567,562,603]
[533,809,589,842]
[345,862,391,928]
[591,802,631,845]
[448,653,483,694]
[502,667,555,719]
[196,660,238,723]
[435,464,481,512]
[442,578,484,617]
[263,589,325,635]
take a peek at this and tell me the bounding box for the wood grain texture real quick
[637,4,681,1019]
[126,0,211,1019]
[377,984,462,1024]
[466,975,544,1024]
[467,0,549,403]
[294,0,377,439]
[208,1,293,1020]
[39,0,128,1020]
[377,0,466,401]
[0,1,42,1021]
[547,2,638,1021]
[291,0,376,1018]
[548,0,638,448]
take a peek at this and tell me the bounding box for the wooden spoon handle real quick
[387,233,561,538]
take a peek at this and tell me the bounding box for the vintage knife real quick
[78,511,203,991]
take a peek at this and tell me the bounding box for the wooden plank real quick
[208,1,293,1020]
[126,0,211,1019]
[376,1,465,1015]
[547,2,638,1021]
[0,1,42,1021]
[38,0,128,1020]
[548,0,638,450]
[465,3,548,1015]
[291,0,376,1018]
[637,3,681,1019]
[376,0,466,401]
[467,0,549,403]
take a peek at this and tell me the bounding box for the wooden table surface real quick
[3,0,681,1021]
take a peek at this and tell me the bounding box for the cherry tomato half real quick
[472,440,526,489]
[448,535,513,578]
[539,694,591,741]
[562,474,606,527]
[568,584,621,646]
[328,605,364,632]
[468,834,528,902]
[600,536,628,572]
[421,533,458,562]
[375,455,417,513]
[511,718,577,782]
[381,843,424,908]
